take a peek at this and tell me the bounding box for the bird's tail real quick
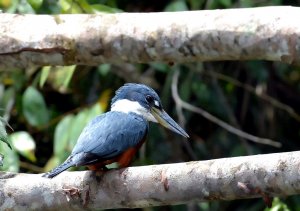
[42,158,74,178]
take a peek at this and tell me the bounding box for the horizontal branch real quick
[1,6,300,69]
[1,151,300,210]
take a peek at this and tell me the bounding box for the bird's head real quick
[111,83,189,138]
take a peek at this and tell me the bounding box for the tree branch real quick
[1,6,300,69]
[1,151,300,210]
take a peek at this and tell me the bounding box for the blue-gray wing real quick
[70,111,148,163]
[42,112,148,178]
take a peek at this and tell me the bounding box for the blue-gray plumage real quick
[72,112,147,165]
[43,83,188,178]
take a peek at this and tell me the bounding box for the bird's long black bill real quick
[151,108,189,138]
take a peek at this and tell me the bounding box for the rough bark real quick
[1,6,300,70]
[0,151,299,210]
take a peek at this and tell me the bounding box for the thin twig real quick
[170,70,198,161]
[20,161,44,173]
[172,70,281,148]
[172,71,187,128]
[210,74,253,154]
[204,70,300,122]
[0,117,13,131]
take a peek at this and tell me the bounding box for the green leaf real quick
[149,63,169,73]
[239,0,254,7]
[86,104,103,121]
[15,0,35,13]
[39,66,50,88]
[76,0,93,13]
[164,0,188,11]
[91,4,122,13]
[188,0,204,10]
[27,0,43,10]
[0,140,19,172]
[68,110,89,150]
[59,0,82,13]
[0,153,3,166]
[67,0,122,14]
[54,115,74,158]
[61,66,76,89]
[0,117,12,149]
[52,65,76,92]
[230,145,247,157]
[265,197,290,211]
[0,87,15,112]
[22,86,49,127]
[43,156,61,172]
[98,64,111,76]
[9,131,36,162]
[1,0,18,13]
[219,0,231,7]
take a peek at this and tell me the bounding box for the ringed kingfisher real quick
[43,83,189,178]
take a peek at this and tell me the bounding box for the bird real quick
[43,83,189,178]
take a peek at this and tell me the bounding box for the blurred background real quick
[0,0,300,210]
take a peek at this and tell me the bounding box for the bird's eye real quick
[146,95,161,108]
[146,95,154,103]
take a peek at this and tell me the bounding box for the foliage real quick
[22,86,49,127]
[0,117,12,150]
[0,117,11,166]
[1,0,300,211]
[10,131,36,162]
[265,197,291,211]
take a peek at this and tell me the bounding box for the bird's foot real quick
[94,166,111,176]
